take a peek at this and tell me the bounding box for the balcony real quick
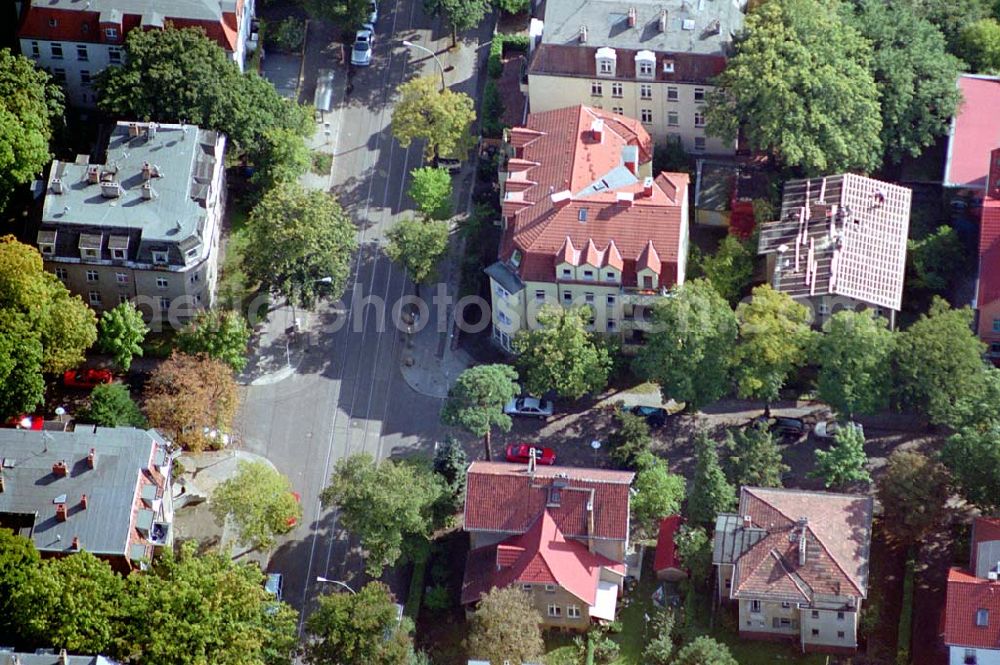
[619,286,668,306]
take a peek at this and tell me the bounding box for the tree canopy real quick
[724,423,788,488]
[392,77,477,161]
[98,301,148,372]
[244,182,358,308]
[408,167,454,220]
[97,27,311,152]
[211,460,301,551]
[901,0,994,48]
[877,450,950,546]
[942,426,1000,511]
[79,382,147,428]
[177,309,252,372]
[630,455,686,535]
[427,0,491,45]
[814,310,894,418]
[320,454,445,576]
[440,364,519,460]
[143,351,239,452]
[958,18,1000,73]
[513,306,612,400]
[303,581,412,665]
[673,637,739,665]
[706,0,882,174]
[465,587,544,665]
[811,424,870,489]
[608,409,653,468]
[698,235,754,306]
[687,432,736,526]
[385,218,450,287]
[633,279,737,410]
[249,127,312,194]
[303,0,371,33]
[0,49,63,211]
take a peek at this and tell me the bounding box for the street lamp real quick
[286,276,335,367]
[316,577,357,594]
[401,40,446,92]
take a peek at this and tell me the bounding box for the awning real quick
[589,580,619,621]
[315,69,335,113]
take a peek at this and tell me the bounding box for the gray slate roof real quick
[0,427,168,557]
[542,0,746,55]
[712,513,767,565]
[35,0,231,22]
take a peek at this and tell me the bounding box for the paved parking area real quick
[261,52,302,100]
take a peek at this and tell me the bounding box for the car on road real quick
[747,416,807,440]
[504,396,554,419]
[505,443,556,465]
[368,0,378,24]
[814,419,864,441]
[63,368,113,389]
[351,25,375,66]
[435,157,462,173]
[628,405,672,428]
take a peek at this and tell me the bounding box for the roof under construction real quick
[757,173,912,312]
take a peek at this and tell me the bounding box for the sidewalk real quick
[239,303,309,386]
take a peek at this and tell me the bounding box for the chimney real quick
[0,474,4,492]
[988,147,1000,198]
[52,460,68,477]
[87,447,96,469]
[141,182,158,200]
[591,118,604,143]
[658,9,668,32]
[87,164,100,184]
[579,25,588,42]
[707,18,720,35]
[51,178,64,194]
[100,181,122,199]
[742,514,752,529]
[616,191,634,207]
[60,650,69,665]
[128,122,141,137]
[71,536,80,551]
[147,123,158,140]
[586,492,596,553]
[527,447,537,475]
[142,161,152,180]
[56,503,68,522]
[80,493,88,509]
[797,517,808,566]
[551,190,573,208]
[642,176,654,198]
[627,6,636,27]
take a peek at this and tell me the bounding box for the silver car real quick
[368,0,378,24]
[351,24,375,66]
[504,396,554,419]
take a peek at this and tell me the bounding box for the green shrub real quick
[266,17,306,52]
[488,34,531,78]
[311,151,333,175]
[423,584,451,610]
[494,0,529,14]
[481,80,506,139]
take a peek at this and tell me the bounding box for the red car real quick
[63,368,113,389]
[286,491,302,527]
[5,415,44,430]
[505,443,556,465]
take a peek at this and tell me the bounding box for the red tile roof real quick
[943,567,1000,649]
[498,105,688,287]
[944,75,1000,190]
[978,149,1000,310]
[461,509,626,605]
[464,461,634,542]
[654,515,682,573]
[528,44,727,85]
[729,488,874,601]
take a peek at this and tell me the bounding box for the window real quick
[109,48,122,64]
[642,275,654,289]
[578,208,588,222]
[837,611,845,621]
[563,291,572,303]
[667,111,679,126]
[778,618,791,628]
[640,83,652,100]
[666,87,679,102]
[39,242,54,255]
[112,247,126,260]
[152,250,169,265]
[749,600,761,614]
[638,61,653,77]
[156,277,169,289]
[86,270,99,282]
[48,18,58,27]
[119,294,130,305]
[105,27,119,39]
[694,111,706,127]
[545,584,556,593]
[612,106,623,115]
[522,584,532,591]
[567,605,581,618]
[30,41,39,58]
[780,602,791,609]
[977,608,990,627]
[497,310,512,326]
[591,81,603,96]
[76,45,88,61]
[51,43,63,60]
[55,268,68,281]
[992,342,1000,355]
[993,318,1000,332]
[583,270,595,281]
[811,629,820,637]
[599,59,613,74]
[158,296,170,311]
[607,320,616,331]
[607,294,616,306]
[548,604,562,617]
[115,272,128,284]
[604,272,617,282]
[611,82,623,97]
[535,289,546,301]
[80,70,91,86]
[694,88,705,103]
[694,136,706,151]
[88,291,102,307]
[641,109,653,124]
[811,610,820,619]
[584,292,595,304]
[52,68,66,84]
[837,631,845,639]
[966,649,978,665]
[561,267,572,278]
[818,301,830,315]
[494,284,511,300]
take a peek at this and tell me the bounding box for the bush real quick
[652,136,693,176]
[590,632,619,665]
[311,151,333,175]
[481,80,506,139]
[608,408,652,467]
[488,34,531,78]
[423,584,451,610]
[494,0,529,15]
[266,17,306,52]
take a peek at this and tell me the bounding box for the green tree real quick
[98,301,148,371]
[320,454,445,576]
[465,587,544,665]
[304,0,371,33]
[877,450,950,546]
[513,306,612,400]
[894,297,987,425]
[848,0,963,161]
[687,432,736,526]
[706,0,882,174]
[211,461,302,551]
[675,525,713,588]
[643,609,676,665]
[385,218,450,287]
[433,436,468,515]
[0,311,46,418]
[0,528,40,638]
[244,182,358,308]
[699,235,754,305]
[303,581,412,665]
[810,424,870,488]
[249,127,312,193]
[392,77,477,161]
[724,424,789,488]
[608,409,653,468]
[673,636,739,665]
[176,309,252,372]
[79,382,148,428]
[631,456,686,536]
[440,364,520,461]
[903,0,994,48]
[494,0,529,13]
[814,310,894,419]
[942,427,1000,510]
[958,18,1000,72]
[907,225,966,298]
[119,541,297,665]
[633,279,737,411]
[11,552,126,654]
[733,285,814,408]
[946,366,1000,433]
[96,27,311,152]
[427,0,491,46]
[408,167,454,220]
[0,49,63,211]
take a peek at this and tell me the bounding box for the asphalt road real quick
[236,0,485,628]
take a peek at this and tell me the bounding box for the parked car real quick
[628,405,671,429]
[350,25,374,66]
[747,416,807,440]
[505,443,556,465]
[265,573,283,600]
[435,157,462,173]
[4,414,44,430]
[367,0,378,24]
[63,368,113,389]
[814,420,864,441]
[504,396,554,419]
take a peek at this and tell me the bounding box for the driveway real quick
[261,52,302,100]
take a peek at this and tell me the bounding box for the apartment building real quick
[38,121,225,323]
[486,105,689,351]
[757,173,912,328]
[17,0,255,106]
[975,148,1000,363]
[461,461,634,629]
[713,487,874,654]
[943,518,1000,665]
[527,0,746,153]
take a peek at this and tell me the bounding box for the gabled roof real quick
[654,515,682,573]
[944,75,1000,190]
[713,487,874,602]
[943,567,1000,649]
[529,44,728,85]
[464,461,634,542]
[461,509,626,605]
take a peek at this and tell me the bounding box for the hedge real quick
[488,33,531,78]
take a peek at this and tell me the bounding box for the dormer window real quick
[37,230,56,256]
[595,47,616,77]
[511,249,523,268]
[561,267,572,278]
[152,250,169,265]
[635,50,656,79]
[105,27,119,39]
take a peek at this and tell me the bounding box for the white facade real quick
[950,646,1000,665]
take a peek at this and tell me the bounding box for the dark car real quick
[747,416,807,440]
[628,405,671,428]
[505,443,556,465]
